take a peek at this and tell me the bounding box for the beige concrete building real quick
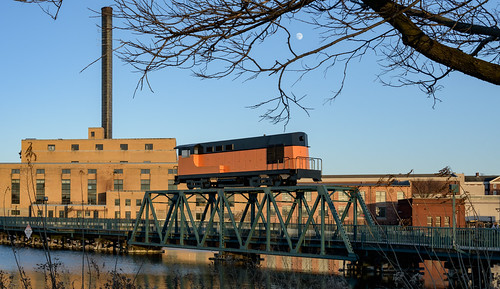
[0,127,178,218]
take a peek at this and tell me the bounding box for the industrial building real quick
[0,127,177,218]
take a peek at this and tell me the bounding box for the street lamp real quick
[43,196,48,218]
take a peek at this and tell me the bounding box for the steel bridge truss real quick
[129,185,376,260]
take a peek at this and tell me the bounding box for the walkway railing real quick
[2,217,500,252]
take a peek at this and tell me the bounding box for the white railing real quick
[267,157,322,171]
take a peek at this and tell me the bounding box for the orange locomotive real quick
[174,132,322,189]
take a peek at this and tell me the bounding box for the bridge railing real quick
[0,217,138,235]
[341,225,500,251]
[3,217,500,252]
[180,222,500,251]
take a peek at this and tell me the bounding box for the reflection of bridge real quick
[1,185,500,283]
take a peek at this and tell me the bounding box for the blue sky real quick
[1,1,499,176]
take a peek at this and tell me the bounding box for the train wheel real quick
[201,179,211,189]
[249,177,261,187]
[272,176,283,187]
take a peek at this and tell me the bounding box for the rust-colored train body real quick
[175,132,322,189]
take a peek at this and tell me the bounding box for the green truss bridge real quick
[129,185,500,266]
[1,185,500,266]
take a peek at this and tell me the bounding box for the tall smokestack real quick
[101,7,113,139]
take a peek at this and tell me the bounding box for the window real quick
[206,147,213,153]
[376,206,386,218]
[11,169,20,174]
[215,145,223,152]
[115,199,120,206]
[359,191,366,201]
[282,193,291,202]
[397,191,405,200]
[88,179,97,205]
[38,210,43,217]
[436,216,441,227]
[141,169,150,174]
[338,192,349,202]
[120,144,128,150]
[62,169,70,174]
[115,211,121,219]
[71,161,79,163]
[136,199,142,206]
[145,144,153,150]
[114,179,123,191]
[305,191,312,202]
[141,179,150,191]
[168,179,177,190]
[93,211,99,218]
[427,216,433,227]
[266,145,284,164]
[36,169,45,174]
[269,205,276,216]
[77,211,82,218]
[125,199,131,206]
[338,206,346,217]
[120,161,128,163]
[95,144,103,150]
[196,196,206,206]
[168,168,178,175]
[91,131,95,137]
[59,211,66,218]
[125,211,131,219]
[114,169,123,174]
[225,144,234,151]
[11,179,20,205]
[227,194,235,207]
[48,211,53,218]
[444,216,450,227]
[85,211,91,217]
[62,179,71,204]
[71,144,79,151]
[36,179,45,203]
[282,206,291,217]
[11,210,20,216]
[48,144,55,151]
[88,169,97,174]
[181,149,190,158]
[375,191,386,203]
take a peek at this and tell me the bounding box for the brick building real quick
[0,127,178,218]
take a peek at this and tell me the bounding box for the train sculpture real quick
[174,132,322,189]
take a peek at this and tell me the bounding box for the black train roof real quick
[175,132,309,154]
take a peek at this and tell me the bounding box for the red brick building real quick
[398,197,466,227]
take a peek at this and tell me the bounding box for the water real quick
[0,245,395,289]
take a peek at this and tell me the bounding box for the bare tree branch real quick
[19,0,500,124]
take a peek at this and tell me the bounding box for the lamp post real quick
[43,196,48,218]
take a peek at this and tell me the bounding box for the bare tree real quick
[18,0,500,123]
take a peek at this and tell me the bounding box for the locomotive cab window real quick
[267,145,284,164]
[194,145,203,154]
[181,149,191,158]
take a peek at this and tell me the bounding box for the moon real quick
[296,32,303,40]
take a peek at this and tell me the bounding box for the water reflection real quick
[0,246,392,289]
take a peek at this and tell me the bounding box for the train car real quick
[174,132,322,189]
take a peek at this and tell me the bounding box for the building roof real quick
[464,175,498,182]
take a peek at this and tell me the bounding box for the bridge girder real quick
[129,185,375,260]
